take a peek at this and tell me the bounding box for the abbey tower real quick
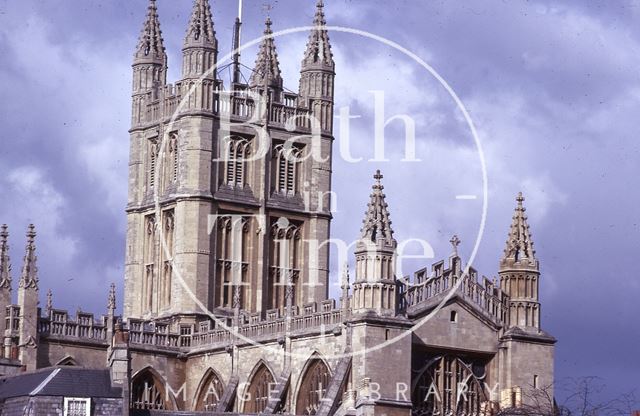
[0,2,555,415]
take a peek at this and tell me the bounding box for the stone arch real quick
[131,366,175,411]
[411,355,487,416]
[192,367,225,412]
[242,360,276,414]
[55,355,78,366]
[294,352,333,415]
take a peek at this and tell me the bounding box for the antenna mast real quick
[232,0,243,84]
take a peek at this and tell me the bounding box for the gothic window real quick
[131,369,169,410]
[296,359,331,415]
[195,370,224,411]
[216,215,249,309]
[160,210,174,310]
[143,215,156,313]
[245,364,275,414]
[269,219,301,310]
[412,356,487,416]
[273,144,302,195]
[224,137,251,188]
[148,139,158,190]
[168,132,179,185]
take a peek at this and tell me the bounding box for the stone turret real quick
[17,224,39,371]
[499,193,541,331]
[352,171,398,316]
[131,0,167,126]
[0,225,12,351]
[299,0,335,132]
[182,0,218,80]
[250,18,283,95]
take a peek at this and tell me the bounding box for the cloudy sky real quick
[1,0,639,403]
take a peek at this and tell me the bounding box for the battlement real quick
[136,81,314,131]
[400,255,510,325]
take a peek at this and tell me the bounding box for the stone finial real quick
[360,170,395,245]
[301,0,334,70]
[134,0,166,63]
[249,18,283,89]
[46,289,52,316]
[501,192,537,268]
[0,225,12,290]
[450,235,461,256]
[19,225,38,290]
[108,283,117,312]
[184,0,218,49]
[341,263,350,291]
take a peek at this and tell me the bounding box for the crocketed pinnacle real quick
[250,18,283,88]
[501,193,537,267]
[301,0,334,70]
[0,225,11,290]
[360,170,395,245]
[108,283,117,312]
[184,0,218,50]
[19,224,38,290]
[134,0,166,63]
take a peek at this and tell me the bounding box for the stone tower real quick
[498,193,555,407]
[499,192,540,330]
[124,0,335,322]
[17,225,39,372]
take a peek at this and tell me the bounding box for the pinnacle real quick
[20,224,38,290]
[0,224,11,290]
[360,171,395,244]
[501,193,537,267]
[134,0,166,63]
[302,0,334,70]
[184,0,217,49]
[249,17,283,88]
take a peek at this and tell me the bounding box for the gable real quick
[410,296,500,354]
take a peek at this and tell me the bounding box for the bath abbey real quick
[0,0,555,415]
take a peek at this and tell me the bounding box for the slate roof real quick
[0,366,122,401]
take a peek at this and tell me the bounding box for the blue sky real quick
[0,0,639,403]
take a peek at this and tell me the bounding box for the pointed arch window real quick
[148,139,158,190]
[168,132,179,184]
[269,219,301,310]
[143,215,156,314]
[273,144,302,195]
[160,210,174,310]
[412,356,487,416]
[132,369,169,410]
[224,137,251,188]
[245,364,275,414]
[195,370,224,411]
[215,215,250,309]
[296,359,331,415]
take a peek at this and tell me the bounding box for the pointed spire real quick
[0,225,11,290]
[250,18,283,88]
[501,193,537,268]
[302,0,334,70]
[184,0,218,49]
[19,224,38,290]
[134,0,166,64]
[360,170,395,245]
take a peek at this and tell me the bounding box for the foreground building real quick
[0,1,555,415]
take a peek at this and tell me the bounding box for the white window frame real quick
[63,397,91,416]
